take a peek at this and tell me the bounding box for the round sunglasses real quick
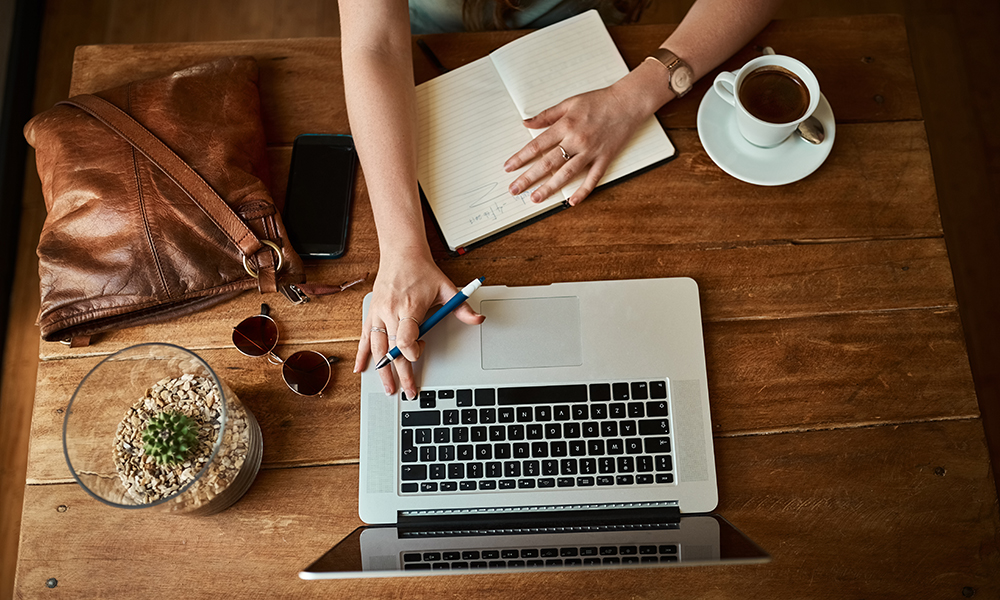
[232,305,337,396]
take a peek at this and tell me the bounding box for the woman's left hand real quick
[503,83,650,206]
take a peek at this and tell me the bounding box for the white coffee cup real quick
[713,55,820,148]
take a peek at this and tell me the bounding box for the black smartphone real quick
[284,134,357,259]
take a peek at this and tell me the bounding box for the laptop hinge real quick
[396,505,681,537]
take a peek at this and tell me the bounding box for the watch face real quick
[672,66,693,93]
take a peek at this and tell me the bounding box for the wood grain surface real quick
[16,421,999,599]
[14,14,998,600]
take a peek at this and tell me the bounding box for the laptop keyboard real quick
[401,543,680,570]
[398,381,674,494]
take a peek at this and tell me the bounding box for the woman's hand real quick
[355,252,484,398]
[503,81,653,207]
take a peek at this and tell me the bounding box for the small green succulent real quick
[142,411,199,465]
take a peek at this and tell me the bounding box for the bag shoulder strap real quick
[58,94,264,260]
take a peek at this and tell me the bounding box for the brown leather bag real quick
[24,56,306,345]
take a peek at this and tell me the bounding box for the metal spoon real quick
[760,47,825,145]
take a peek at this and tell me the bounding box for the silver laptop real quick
[357,277,718,524]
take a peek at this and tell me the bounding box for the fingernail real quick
[531,192,541,203]
[524,116,534,121]
[509,183,520,195]
[407,389,417,400]
[504,161,513,172]
[384,385,392,396]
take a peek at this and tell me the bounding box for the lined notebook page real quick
[415,57,563,250]
[490,10,675,198]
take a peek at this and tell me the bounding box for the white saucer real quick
[696,89,836,186]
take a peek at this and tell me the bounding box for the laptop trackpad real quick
[480,296,583,370]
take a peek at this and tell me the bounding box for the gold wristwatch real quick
[644,48,694,98]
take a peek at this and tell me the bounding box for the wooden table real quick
[15,15,1000,598]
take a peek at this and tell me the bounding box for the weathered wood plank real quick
[27,308,976,483]
[16,420,999,599]
[37,235,956,360]
[67,15,918,144]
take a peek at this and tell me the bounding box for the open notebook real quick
[415,10,677,254]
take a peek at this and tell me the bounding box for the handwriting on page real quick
[416,58,551,247]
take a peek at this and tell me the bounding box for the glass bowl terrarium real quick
[63,343,262,515]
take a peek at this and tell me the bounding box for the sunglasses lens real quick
[282,351,331,396]
[232,315,278,357]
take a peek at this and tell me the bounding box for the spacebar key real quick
[498,384,588,405]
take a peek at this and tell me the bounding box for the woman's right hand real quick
[355,251,484,399]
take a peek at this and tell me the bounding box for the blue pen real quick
[375,277,485,370]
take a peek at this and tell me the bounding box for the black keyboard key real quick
[420,446,436,462]
[600,421,618,437]
[480,408,496,423]
[600,546,618,556]
[513,442,530,459]
[538,478,555,488]
[518,478,535,489]
[599,457,615,473]
[597,476,614,486]
[625,438,642,454]
[508,560,525,568]
[580,547,598,556]
[486,462,502,478]
[462,551,480,560]
[631,382,648,400]
[550,441,567,457]
[439,445,455,461]
[476,444,492,460]
[580,458,597,474]
[524,460,540,477]
[543,460,559,475]
[582,422,600,438]
[569,440,587,456]
[461,409,477,425]
[460,481,477,490]
[589,383,611,401]
[421,482,438,492]
[441,552,460,561]
[545,559,563,567]
[603,557,620,565]
[404,563,430,570]
[479,480,496,490]
[420,398,436,409]
[468,462,483,478]
[560,548,579,557]
[438,389,455,400]
[424,552,442,562]
[645,437,671,454]
[617,456,635,473]
[636,474,654,484]
[471,426,487,442]
[639,419,670,436]
[620,546,637,555]
[416,428,432,444]
[516,407,533,422]
[498,407,515,422]
[440,481,458,491]
[489,561,506,568]
[430,463,446,479]
[616,475,634,485]
[434,427,450,444]
[453,427,469,443]
[545,423,562,439]
[532,441,549,458]
[659,544,678,554]
[637,455,654,472]
[656,455,674,471]
[554,405,571,421]
[622,556,639,564]
[619,420,637,437]
[612,382,629,400]
[521,549,539,558]
[587,439,605,455]
[475,388,496,406]
[563,422,581,438]
[401,483,418,492]
[606,439,624,454]
[535,406,552,421]
[470,561,488,569]
[402,464,427,480]
[457,444,473,461]
[508,424,525,440]
[646,400,668,416]
[489,425,506,441]
[448,463,465,479]
[444,409,459,425]
[572,404,589,420]
[499,479,516,489]
[403,553,421,562]
[495,443,511,459]
[560,458,578,475]
[609,403,627,419]
[402,411,440,426]
[420,391,436,402]
[627,402,645,418]
[482,550,500,559]
[502,549,519,559]
[498,384,587,405]
[539,548,557,558]
[457,389,473,406]
[527,424,544,439]
[656,473,674,484]
[577,476,595,486]
[650,381,667,399]
[639,545,657,555]
[590,404,608,420]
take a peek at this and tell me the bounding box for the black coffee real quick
[739,66,810,124]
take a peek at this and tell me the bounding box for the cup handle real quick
[713,71,738,107]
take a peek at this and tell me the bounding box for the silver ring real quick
[400,316,421,326]
[558,145,572,161]
[370,327,387,334]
